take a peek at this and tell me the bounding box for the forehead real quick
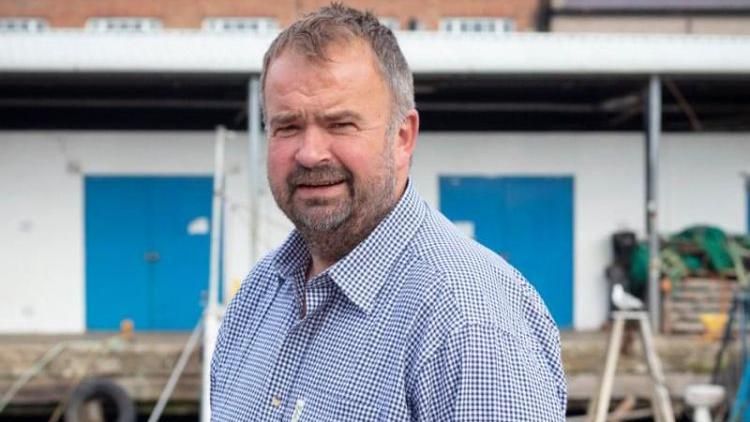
[263,40,387,111]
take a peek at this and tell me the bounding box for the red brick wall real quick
[0,0,542,31]
[299,0,540,30]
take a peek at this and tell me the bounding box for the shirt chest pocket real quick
[290,391,378,422]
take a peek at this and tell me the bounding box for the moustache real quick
[287,165,353,190]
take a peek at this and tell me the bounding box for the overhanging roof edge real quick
[1,31,750,75]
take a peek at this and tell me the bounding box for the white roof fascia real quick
[0,31,273,73]
[1,30,750,75]
[402,32,750,75]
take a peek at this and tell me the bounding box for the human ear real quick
[394,109,419,169]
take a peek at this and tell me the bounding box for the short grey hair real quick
[260,3,415,137]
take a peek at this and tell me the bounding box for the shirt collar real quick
[272,180,426,314]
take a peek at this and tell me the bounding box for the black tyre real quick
[64,378,136,422]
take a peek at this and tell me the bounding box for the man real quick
[211,4,566,421]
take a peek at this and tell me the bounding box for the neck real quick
[307,256,333,280]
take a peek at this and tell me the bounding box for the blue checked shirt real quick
[211,182,567,421]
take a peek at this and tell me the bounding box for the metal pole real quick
[646,75,662,332]
[201,126,227,422]
[148,318,204,422]
[741,292,747,372]
[248,77,262,266]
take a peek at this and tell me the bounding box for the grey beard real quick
[294,172,398,264]
[297,195,394,264]
[290,197,353,232]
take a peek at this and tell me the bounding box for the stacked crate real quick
[662,277,738,334]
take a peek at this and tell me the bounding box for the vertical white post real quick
[248,77,262,266]
[202,126,227,422]
[647,75,662,332]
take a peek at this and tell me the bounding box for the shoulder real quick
[406,205,538,331]
[402,204,567,408]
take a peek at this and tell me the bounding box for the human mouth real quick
[297,179,345,188]
[287,165,352,199]
[294,179,347,197]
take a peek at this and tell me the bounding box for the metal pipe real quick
[201,125,227,422]
[207,126,226,318]
[646,75,662,332]
[248,77,261,266]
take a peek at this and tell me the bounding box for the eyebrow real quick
[317,110,364,124]
[268,112,302,129]
[268,109,365,129]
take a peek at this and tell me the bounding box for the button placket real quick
[265,309,317,416]
[264,274,334,419]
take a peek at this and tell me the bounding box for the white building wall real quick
[2,135,85,333]
[0,131,292,333]
[660,134,750,233]
[1,131,748,333]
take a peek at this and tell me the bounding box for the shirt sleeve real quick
[410,323,566,421]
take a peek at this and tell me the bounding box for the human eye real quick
[273,124,300,137]
[329,121,357,134]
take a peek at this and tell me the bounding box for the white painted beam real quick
[1,31,750,75]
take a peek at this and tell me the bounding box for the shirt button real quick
[271,396,282,408]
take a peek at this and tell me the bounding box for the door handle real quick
[144,251,160,263]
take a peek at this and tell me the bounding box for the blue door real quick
[440,176,574,329]
[85,176,213,331]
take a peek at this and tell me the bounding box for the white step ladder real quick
[586,311,675,422]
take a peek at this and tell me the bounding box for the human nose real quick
[294,126,332,167]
